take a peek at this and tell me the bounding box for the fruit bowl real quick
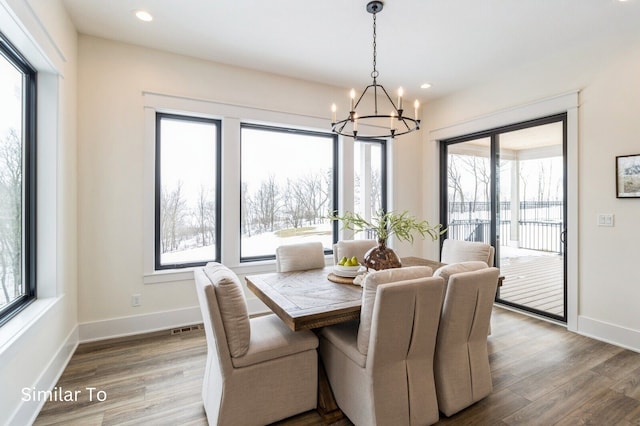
[333,264,364,278]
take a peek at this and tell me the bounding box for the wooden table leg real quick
[317,358,344,423]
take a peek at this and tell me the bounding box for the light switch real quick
[597,214,614,227]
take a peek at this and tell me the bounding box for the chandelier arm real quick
[352,84,376,111]
[333,119,349,134]
[377,84,403,116]
[398,116,413,132]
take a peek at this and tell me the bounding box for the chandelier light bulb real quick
[397,87,404,111]
[414,100,420,119]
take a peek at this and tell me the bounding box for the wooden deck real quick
[497,251,564,318]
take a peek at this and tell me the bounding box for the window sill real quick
[143,268,200,285]
[143,256,332,285]
[0,297,58,357]
[143,259,278,285]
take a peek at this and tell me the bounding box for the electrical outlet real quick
[597,214,614,227]
[132,294,141,307]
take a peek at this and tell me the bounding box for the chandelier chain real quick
[371,12,378,80]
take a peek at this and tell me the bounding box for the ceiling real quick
[61,0,640,102]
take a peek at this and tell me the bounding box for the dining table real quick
[244,256,446,332]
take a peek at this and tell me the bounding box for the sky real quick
[0,58,22,141]
[240,126,333,194]
[160,117,217,205]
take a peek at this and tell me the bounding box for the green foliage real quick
[327,210,445,244]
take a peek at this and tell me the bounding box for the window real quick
[0,33,36,325]
[240,124,337,261]
[354,139,387,238]
[155,113,221,269]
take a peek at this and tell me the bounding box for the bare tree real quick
[370,169,382,213]
[476,157,491,205]
[301,172,330,226]
[161,181,187,252]
[240,182,253,237]
[459,154,490,212]
[448,156,465,212]
[254,175,280,232]
[537,162,548,202]
[193,185,215,246]
[282,178,306,228]
[0,129,22,304]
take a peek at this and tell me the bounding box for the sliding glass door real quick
[440,114,567,322]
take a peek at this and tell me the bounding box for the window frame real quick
[143,93,389,282]
[439,113,568,323]
[0,31,37,326]
[154,112,222,270]
[354,137,388,218]
[239,122,339,263]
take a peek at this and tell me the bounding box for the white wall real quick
[577,48,640,340]
[422,44,640,351]
[75,36,426,339]
[0,0,78,424]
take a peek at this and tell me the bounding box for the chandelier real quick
[331,1,420,139]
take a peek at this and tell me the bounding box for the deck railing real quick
[447,200,564,254]
[447,219,563,253]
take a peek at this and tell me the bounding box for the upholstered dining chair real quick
[434,260,494,336]
[433,267,500,417]
[332,239,377,265]
[275,241,326,272]
[433,260,489,293]
[440,238,495,267]
[194,262,318,426]
[319,266,445,426]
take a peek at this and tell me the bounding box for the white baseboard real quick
[79,307,203,343]
[9,325,79,426]
[578,315,640,353]
[78,299,272,343]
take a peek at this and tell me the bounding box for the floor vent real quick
[171,324,203,335]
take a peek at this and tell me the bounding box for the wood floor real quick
[35,307,640,425]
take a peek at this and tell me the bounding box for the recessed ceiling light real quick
[420,83,432,89]
[135,10,153,22]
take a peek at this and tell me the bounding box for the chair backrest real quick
[366,276,445,425]
[194,262,252,373]
[357,266,433,355]
[433,260,488,293]
[194,268,232,378]
[275,241,326,272]
[441,238,495,266]
[332,239,377,265]
[434,266,500,416]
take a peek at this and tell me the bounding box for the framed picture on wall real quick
[616,154,640,198]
